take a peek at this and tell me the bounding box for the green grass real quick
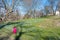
[0,16,60,40]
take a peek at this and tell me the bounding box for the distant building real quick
[55,10,60,16]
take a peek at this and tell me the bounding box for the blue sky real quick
[0,0,58,15]
[19,0,48,14]
[6,0,48,12]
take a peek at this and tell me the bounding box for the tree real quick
[1,0,21,21]
[57,0,60,11]
[16,9,21,20]
[48,0,57,15]
[23,0,42,18]
[44,6,50,16]
[1,0,14,18]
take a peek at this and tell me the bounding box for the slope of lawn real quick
[0,16,60,40]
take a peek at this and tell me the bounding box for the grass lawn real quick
[0,16,60,40]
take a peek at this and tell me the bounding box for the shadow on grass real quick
[0,21,60,40]
[15,32,25,40]
[15,22,25,40]
[0,22,22,40]
[15,22,37,40]
[0,36,9,40]
[0,21,25,40]
[0,22,20,29]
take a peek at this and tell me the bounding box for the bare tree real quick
[44,6,50,16]
[1,0,21,21]
[23,0,42,18]
[48,0,57,15]
[57,0,60,11]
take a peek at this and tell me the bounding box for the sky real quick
[19,0,48,15]
[0,0,58,15]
